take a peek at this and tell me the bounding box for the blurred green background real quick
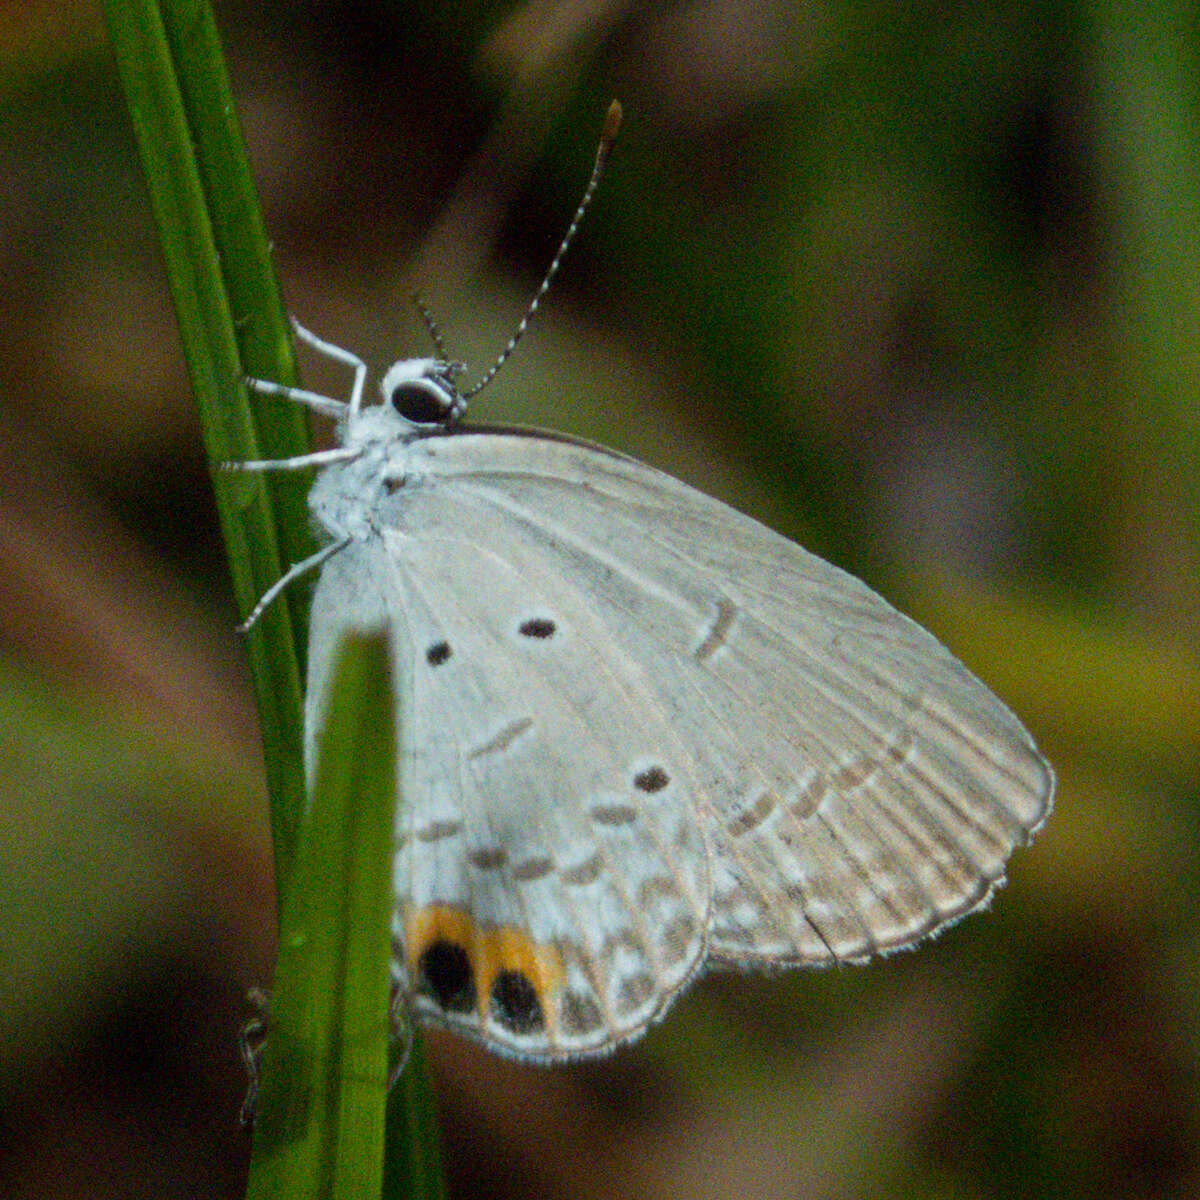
[2,1,1198,1196]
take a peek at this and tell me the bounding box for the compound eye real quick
[390,378,455,425]
[381,359,465,426]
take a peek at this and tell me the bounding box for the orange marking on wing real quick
[404,903,567,1032]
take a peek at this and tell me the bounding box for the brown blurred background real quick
[2,1,1198,1197]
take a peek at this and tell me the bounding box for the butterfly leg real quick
[244,374,347,419]
[223,445,362,473]
[237,986,270,1127]
[384,979,418,1088]
[238,536,352,632]
[386,1021,414,1091]
[290,317,369,417]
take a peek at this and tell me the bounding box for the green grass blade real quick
[383,1036,447,1200]
[105,6,446,1191]
[244,632,401,1200]
[158,0,317,589]
[103,0,309,884]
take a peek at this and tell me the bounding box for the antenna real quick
[411,293,450,360]
[462,99,623,400]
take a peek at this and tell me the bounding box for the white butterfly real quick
[236,103,1053,1062]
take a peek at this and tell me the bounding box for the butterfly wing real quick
[306,534,713,1061]
[397,430,1053,960]
[305,427,1053,1058]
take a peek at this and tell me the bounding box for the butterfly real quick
[235,101,1054,1062]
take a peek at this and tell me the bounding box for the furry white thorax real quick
[308,358,464,543]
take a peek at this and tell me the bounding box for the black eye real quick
[390,380,453,425]
[380,359,465,426]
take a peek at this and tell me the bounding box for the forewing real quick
[403,430,1054,970]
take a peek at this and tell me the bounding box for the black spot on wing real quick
[418,941,474,1013]
[518,617,556,639]
[426,641,451,666]
[490,970,544,1033]
[633,765,670,793]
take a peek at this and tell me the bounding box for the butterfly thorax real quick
[309,407,418,542]
[308,353,474,544]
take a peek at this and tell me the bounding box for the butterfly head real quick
[379,357,467,429]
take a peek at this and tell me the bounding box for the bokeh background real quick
[2,1,1198,1197]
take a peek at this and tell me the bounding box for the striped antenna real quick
[411,293,450,360]
[463,99,622,400]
